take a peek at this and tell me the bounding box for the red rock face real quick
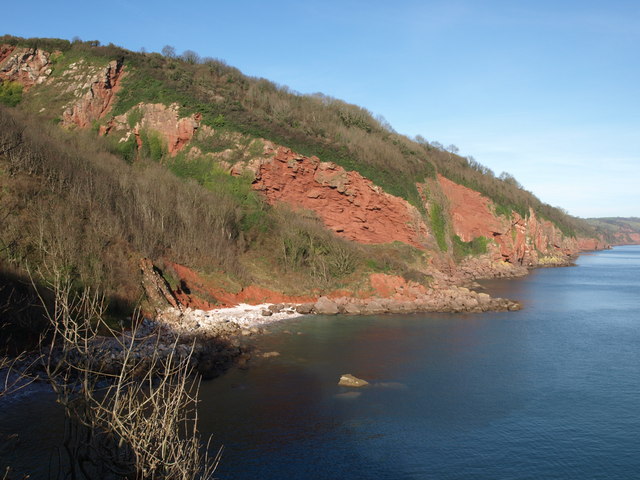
[0,45,15,65]
[369,273,428,299]
[133,104,201,155]
[62,60,125,128]
[100,103,201,156]
[577,237,609,250]
[438,174,605,265]
[438,175,504,242]
[252,146,429,247]
[611,232,640,245]
[0,45,52,89]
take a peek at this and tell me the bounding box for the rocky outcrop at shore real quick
[306,287,520,316]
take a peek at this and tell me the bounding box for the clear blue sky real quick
[5,0,639,217]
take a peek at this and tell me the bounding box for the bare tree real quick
[161,45,176,59]
[181,50,200,65]
[41,274,220,479]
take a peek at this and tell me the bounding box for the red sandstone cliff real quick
[438,174,607,266]
[252,145,430,248]
[62,59,125,128]
[101,103,202,155]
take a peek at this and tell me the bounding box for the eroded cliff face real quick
[101,103,202,155]
[0,46,53,89]
[251,145,430,247]
[62,59,125,128]
[438,174,607,266]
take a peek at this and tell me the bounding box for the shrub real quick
[0,81,23,107]
[452,235,490,259]
[429,202,448,252]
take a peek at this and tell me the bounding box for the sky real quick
[4,0,639,217]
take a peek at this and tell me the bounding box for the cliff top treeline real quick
[1,34,597,239]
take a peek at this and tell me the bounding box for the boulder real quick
[338,374,369,388]
[361,300,387,315]
[387,301,415,314]
[268,303,284,313]
[477,292,492,305]
[314,296,339,315]
[342,302,363,315]
[295,303,314,314]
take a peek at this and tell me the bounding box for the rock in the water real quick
[262,351,280,358]
[338,373,369,388]
[261,309,273,316]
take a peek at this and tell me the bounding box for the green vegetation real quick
[276,208,360,285]
[0,81,23,107]
[452,235,490,259]
[139,129,166,161]
[429,202,448,252]
[167,154,268,234]
[0,105,375,306]
[108,134,138,163]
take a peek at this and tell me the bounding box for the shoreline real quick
[0,248,615,397]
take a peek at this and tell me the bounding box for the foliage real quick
[0,106,247,306]
[0,81,23,107]
[127,107,143,128]
[139,128,166,162]
[108,134,138,163]
[274,208,361,286]
[452,235,490,259]
[429,202,448,252]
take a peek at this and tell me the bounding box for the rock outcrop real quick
[252,145,429,247]
[139,258,182,314]
[0,46,53,89]
[438,174,606,267]
[102,103,202,156]
[62,59,125,128]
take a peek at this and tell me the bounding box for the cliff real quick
[0,37,609,314]
[586,217,640,245]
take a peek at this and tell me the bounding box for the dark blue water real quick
[198,246,640,480]
[1,246,639,479]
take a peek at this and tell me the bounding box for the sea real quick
[2,245,639,479]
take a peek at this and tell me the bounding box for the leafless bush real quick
[41,274,220,480]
